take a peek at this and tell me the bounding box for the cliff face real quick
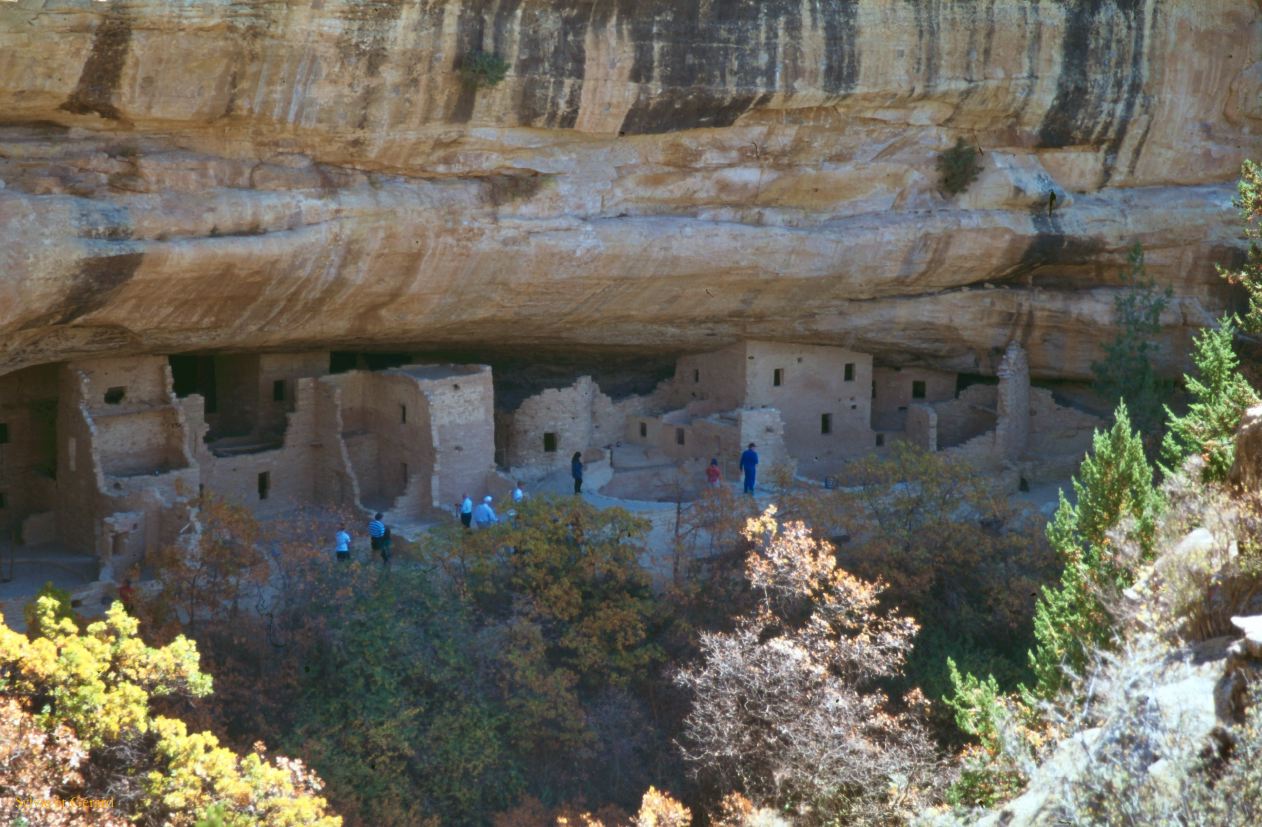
[1,0,1260,377]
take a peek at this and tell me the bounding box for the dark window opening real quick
[0,423,8,444]
[872,380,877,399]
[844,363,855,382]
[543,432,558,453]
[402,462,409,485]
[104,387,126,405]
[272,380,286,402]
[912,380,927,399]
[400,404,407,424]
[875,433,885,447]
[329,352,358,374]
[0,492,6,509]
[257,472,270,500]
[639,422,647,438]
[693,369,700,384]
[821,414,832,435]
[773,368,783,387]
[676,427,686,446]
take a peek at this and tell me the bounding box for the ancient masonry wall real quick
[183,377,351,518]
[995,343,1031,461]
[933,385,999,449]
[57,357,197,577]
[872,366,958,431]
[405,364,496,513]
[669,345,747,414]
[741,341,874,467]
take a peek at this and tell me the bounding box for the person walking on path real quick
[379,526,393,568]
[571,452,584,495]
[473,495,499,528]
[740,443,759,495]
[460,493,474,528]
[334,524,352,561]
[368,513,386,554]
[513,482,525,505]
[705,458,722,488]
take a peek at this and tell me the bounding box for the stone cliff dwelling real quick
[0,340,1100,582]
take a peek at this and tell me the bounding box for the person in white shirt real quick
[512,482,525,504]
[460,493,474,529]
[334,525,351,561]
[472,495,499,528]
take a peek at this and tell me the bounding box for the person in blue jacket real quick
[571,452,584,494]
[740,442,759,495]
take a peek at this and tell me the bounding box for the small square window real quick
[912,380,926,399]
[0,423,8,444]
[543,432,558,453]
[639,422,647,438]
[104,386,126,405]
[773,368,783,387]
[821,413,832,435]
[872,381,877,399]
[693,369,700,384]
[273,380,286,402]
[257,471,270,500]
[844,363,855,382]
[400,404,407,424]
[875,433,885,447]
[676,427,686,446]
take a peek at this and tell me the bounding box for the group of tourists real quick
[704,443,760,494]
[458,481,526,529]
[332,512,394,565]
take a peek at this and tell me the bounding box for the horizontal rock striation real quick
[1,0,1260,377]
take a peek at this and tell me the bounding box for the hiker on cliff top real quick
[740,443,759,495]
[571,452,584,495]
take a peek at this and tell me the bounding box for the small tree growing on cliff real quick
[460,50,510,88]
[1090,243,1173,440]
[937,138,982,195]
[1220,159,1262,333]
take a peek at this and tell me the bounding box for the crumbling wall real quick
[872,366,958,431]
[502,376,597,475]
[326,371,426,510]
[934,385,999,449]
[254,352,330,438]
[995,343,1031,461]
[906,404,938,452]
[209,354,260,439]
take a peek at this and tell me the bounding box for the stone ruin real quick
[0,340,1102,591]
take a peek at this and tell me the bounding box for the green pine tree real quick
[1220,159,1262,334]
[1161,320,1259,481]
[1027,400,1161,699]
[1091,243,1173,439]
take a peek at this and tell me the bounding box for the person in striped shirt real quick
[368,513,386,550]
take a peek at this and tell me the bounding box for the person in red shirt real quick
[705,458,722,488]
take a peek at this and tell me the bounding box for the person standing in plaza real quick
[368,513,386,555]
[706,458,722,488]
[740,443,759,495]
[334,524,352,561]
[473,495,499,528]
[571,452,584,494]
[460,493,474,529]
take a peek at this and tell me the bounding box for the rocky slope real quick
[1,0,1260,377]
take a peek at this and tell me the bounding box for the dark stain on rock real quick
[336,0,405,133]
[613,0,860,135]
[485,172,547,206]
[59,6,134,120]
[27,251,144,329]
[1007,210,1106,287]
[1037,0,1151,184]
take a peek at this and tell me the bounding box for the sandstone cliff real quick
[1,0,1260,378]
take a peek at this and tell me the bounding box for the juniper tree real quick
[1161,319,1259,481]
